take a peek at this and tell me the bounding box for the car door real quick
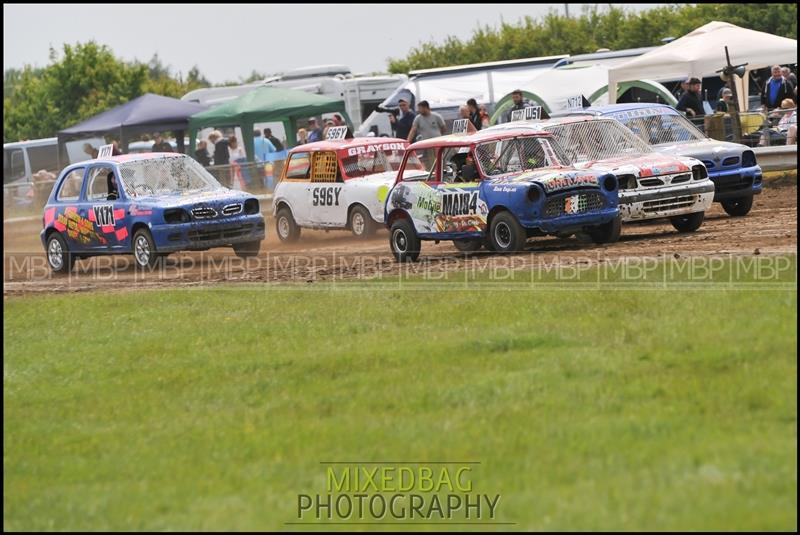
[429,146,486,237]
[307,151,346,227]
[51,166,93,252]
[280,151,313,226]
[83,164,129,251]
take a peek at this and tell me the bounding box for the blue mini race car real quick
[570,103,762,217]
[41,153,265,272]
[384,128,620,261]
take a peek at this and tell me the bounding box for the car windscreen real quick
[612,110,706,145]
[475,135,567,177]
[542,119,652,163]
[340,145,417,178]
[118,157,223,197]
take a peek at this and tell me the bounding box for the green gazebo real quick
[188,87,351,162]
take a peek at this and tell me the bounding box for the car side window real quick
[310,151,342,183]
[285,152,311,180]
[56,168,85,201]
[87,166,118,201]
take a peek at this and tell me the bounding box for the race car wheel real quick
[349,205,376,238]
[721,195,753,217]
[588,215,622,244]
[276,207,301,243]
[489,212,525,253]
[233,240,261,258]
[452,239,483,253]
[132,228,159,269]
[670,211,705,233]
[46,233,75,274]
[390,218,420,262]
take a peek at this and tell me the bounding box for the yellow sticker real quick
[377,185,389,203]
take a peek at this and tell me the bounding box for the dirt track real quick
[4,178,797,295]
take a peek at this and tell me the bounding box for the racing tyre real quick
[349,205,376,238]
[588,216,622,244]
[452,239,483,253]
[390,218,420,262]
[275,207,301,243]
[721,195,753,217]
[233,240,261,258]
[132,228,160,269]
[46,232,75,274]
[670,211,705,233]
[489,212,526,253]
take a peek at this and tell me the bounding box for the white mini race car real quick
[272,137,419,241]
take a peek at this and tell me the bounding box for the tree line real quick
[386,4,797,73]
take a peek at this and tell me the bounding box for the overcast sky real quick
[4,3,661,83]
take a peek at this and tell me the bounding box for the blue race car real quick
[42,153,265,272]
[570,103,762,217]
[384,128,621,261]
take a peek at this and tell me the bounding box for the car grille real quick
[188,223,255,242]
[670,173,691,184]
[640,178,664,187]
[221,203,243,216]
[722,156,740,166]
[642,195,696,213]
[715,174,753,193]
[543,192,606,218]
[192,207,217,219]
[702,160,715,170]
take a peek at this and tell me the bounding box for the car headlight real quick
[602,174,617,192]
[616,174,636,190]
[164,208,190,223]
[527,185,543,203]
[692,164,708,181]
[244,198,260,215]
[741,150,756,168]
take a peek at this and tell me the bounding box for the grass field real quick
[3,256,797,531]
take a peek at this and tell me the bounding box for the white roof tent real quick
[608,21,798,111]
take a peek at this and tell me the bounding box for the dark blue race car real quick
[384,128,621,261]
[41,153,265,272]
[569,103,763,217]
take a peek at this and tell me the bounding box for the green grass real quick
[3,257,797,531]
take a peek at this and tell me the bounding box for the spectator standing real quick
[676,78,705,117]
[458,105,478,133]
[151,132,174,152]
[781,67,797,91]
[716,88,734,113]
[211,130,230,166]
[296,128,309,146]
[761,65,793,111]
[407,100,447,142]
[478,104,491,128]
[83,143,99,159]
[194,140,211,166]
[389,98,416,141]
[307,118,324,142]
[674,78,689,100]
[264,128,284,151]
[110,139,123,156]
[332,114,345,126]
[502,89,531,123]
[253,130,275,161]
[466,98,482,131]
[228,136,246,161]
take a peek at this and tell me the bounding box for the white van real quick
[4,138,60,208]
